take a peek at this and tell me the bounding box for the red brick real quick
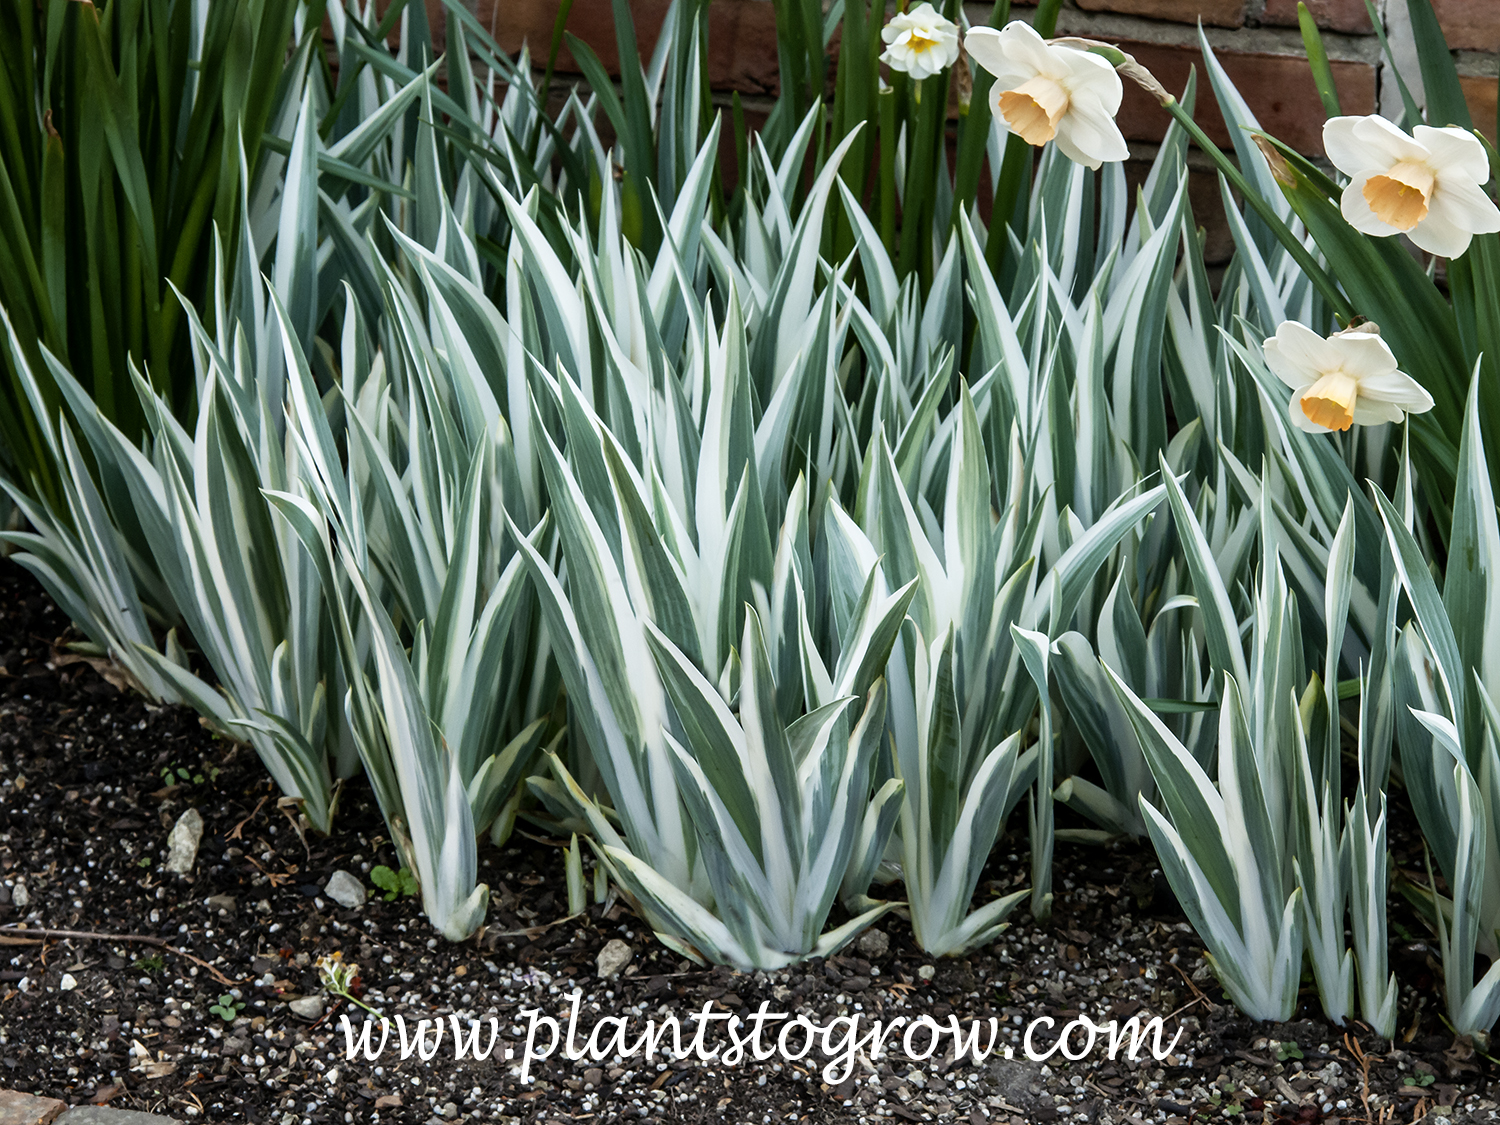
[1463,74,1498,144]
[1436,0,1500,52]
[461,0,782,95]
[0,1091,66,1125]
[1109,38,1375,155]
[1259,0,1372,33]
[1075,0,1246,29]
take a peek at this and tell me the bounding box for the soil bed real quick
[0,558,1493,1124]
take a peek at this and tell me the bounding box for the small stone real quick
[583,1067,604,1088]
[374,1096,402,1109]
[917,965,936,981]
[596,939,633,978]
[59,974,78,991]
[51,1107,178,1125]
[205,894,236,916]
[0,1090,65,1125]
[856,929,889,958]
[439,1102,459,1119]
[288,996,325,1020]
[164,808,204,876]
[11,882,28,910]
[324,870,365,910]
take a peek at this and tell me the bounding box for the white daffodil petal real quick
[1325,330,1399,380]
[1409,198,1479,258]
[1058,45,1125,114]
[1355,371,1435,412]
[1262,341,1311,390]
[994,20,1060,78]
[1053,100,1129,170]
[1350,398,1407,426]
[1414,125,1492,184]
[888,39,944,80]
[1323,115,1426,177]
[1352,114,1432,167]
[1264,320,1341,385]
[1322,117,1373,178]
[1340,174,1404,238]
[1414,176,1500,258]
[963,27,1033,88]
[1438,176,1500,234]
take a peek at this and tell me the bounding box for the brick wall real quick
[441,0,1500,261]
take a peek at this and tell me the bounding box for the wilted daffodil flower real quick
[1323,114,1500,258]
[964,20,1129,170]
[880,3,961,80]
[1263,320,1433,434]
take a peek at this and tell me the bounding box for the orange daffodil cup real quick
[1262,321,1434,435]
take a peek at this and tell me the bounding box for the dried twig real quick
[226,795,269,841]
[0,924,241,986]
[1170,959,1217,1012]
[1345,1031,1377,1125]
[1163,994,1206,1022]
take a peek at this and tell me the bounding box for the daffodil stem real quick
[1040,32,1355,322]
[1156,96,1355,323]
[900,73,944,287]
[951,0,1010,223]
[879,85,898,255]
[985,134,1031,275]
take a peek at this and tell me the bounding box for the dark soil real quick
[0,557,1493,1124]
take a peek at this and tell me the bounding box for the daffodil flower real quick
[880,3,961,80]
[1323,114,1500,258]
[1263,320,1433,434]
[964,20,1128,170]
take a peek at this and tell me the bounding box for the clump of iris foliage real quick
[3,0,1500,1042]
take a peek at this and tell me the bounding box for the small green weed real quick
[159,763,221,787]
[371,866,418,901]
